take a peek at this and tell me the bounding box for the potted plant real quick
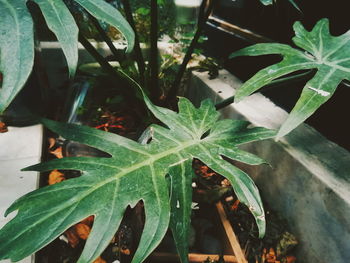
[0,0,349,263]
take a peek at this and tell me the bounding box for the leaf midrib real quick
[7,137,200,248]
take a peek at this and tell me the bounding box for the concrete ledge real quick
[188,70,350,263]
[0,125,43,263]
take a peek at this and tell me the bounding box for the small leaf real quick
[0,0,34,113]
[33,0,79,77]
[230,18,349,138]
[74,0,135,52]
[136,7,150,16]
[259,0,273,5]
[259,0,301,12]
[288,0,301,12]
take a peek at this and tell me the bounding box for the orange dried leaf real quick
[80,215,94,226]
[48,137,56,149]
[286,256,297,263]
[121,247,131,255]
[50,146,63,159]
[75,223,91,240]
[230,199,240,212]
[93,256,106,263]
[48,170,65,185]
[221,179,231,187]
[65,229,80,248]
[0,122,8,133]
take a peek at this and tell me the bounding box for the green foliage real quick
[0,0,34,114]
[259,0,301,11]
[230,18,349,138]
[260,0,273,5]
[0,91,275,263]
[128,0,176,42]
[0,0,134,113]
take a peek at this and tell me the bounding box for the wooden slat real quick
[216,202,248,263]
[149,201,247,263]
[149,252,237,263]
[208,15,273,43]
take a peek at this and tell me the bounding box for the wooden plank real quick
[215,202,248,263]
[149,252,237,263]
[207,15,273,43]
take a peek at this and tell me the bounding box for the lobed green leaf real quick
[230,18,350,138]
[0,93,275,262]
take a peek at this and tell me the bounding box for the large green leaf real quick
[230,18,349,138]
[74,0,134,53]
[33,0,79,77]
[0,94,275,263]
[0,0,34,113]
[0,0,134,113]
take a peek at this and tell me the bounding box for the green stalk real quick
[166,0,214,103]
[215,96,235,111]
[78,34,140,100]
[87,14,125,66]
[150,0,160,101]
[121,0,146,86]
[79,34,120,78]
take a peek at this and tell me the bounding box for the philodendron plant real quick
[1,0,348,261]
[230,18,350,138]
[0,0,134,113]
[0,86,276,262]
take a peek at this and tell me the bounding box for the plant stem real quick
[78,34,140,99]
[88,14,125,65]
[166,0,214,103]
[120,0,146,86]
[150,0,160,101]
[215,96,235,111]
[78,34,119,77]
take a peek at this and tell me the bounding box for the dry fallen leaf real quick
[48,137,56,149]
[121,247,131,255]
[0,122,8,133]
[80,215,94,226]
[221,178,231,187]
[50,146,63,159]
[75,223,91,240]
[230,199,240,212]
[285,256,297,263]
[93,256,106,263]
[65,229,80,248]
[48,170,65,185]
[266,248,277,263]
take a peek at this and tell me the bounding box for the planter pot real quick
[0,125,43,263]
[187,69,350,263]
[3,43,350,263]
[148,202,246,263]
